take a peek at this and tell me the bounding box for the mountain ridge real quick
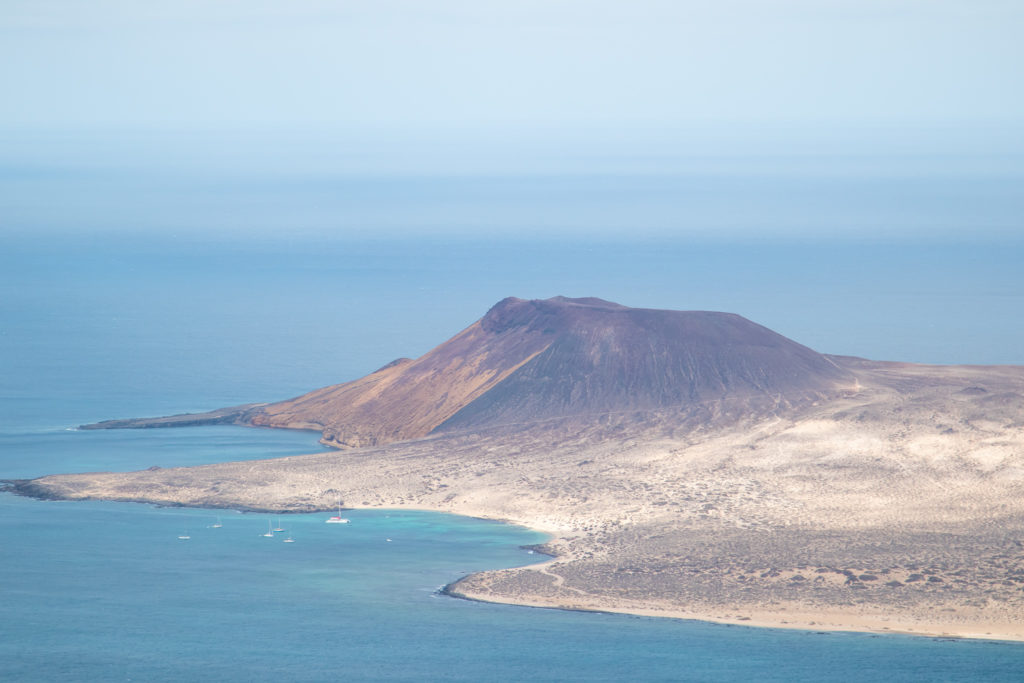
[83,296,856,448]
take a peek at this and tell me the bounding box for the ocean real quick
[2,234,1024,680]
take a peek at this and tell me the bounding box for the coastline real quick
[439,531,1024,644]
[444,576,1024,644]
[8,475,1023,645]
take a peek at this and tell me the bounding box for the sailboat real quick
[325,499,349,524]
[283,533,295,543]
[262,520,275,537]
[273,518,284,532]
[211,517,223,529]
[178,529,191,540]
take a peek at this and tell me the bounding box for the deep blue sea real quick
[3,234,1024,681]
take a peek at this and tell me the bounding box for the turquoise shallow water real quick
[0,495,548,681]
[3,235,1024,680]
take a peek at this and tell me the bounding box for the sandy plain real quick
[10,359,1024,641]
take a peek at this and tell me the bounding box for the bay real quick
[3,491,1024,682]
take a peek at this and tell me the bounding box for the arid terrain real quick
[10,297,1024,639]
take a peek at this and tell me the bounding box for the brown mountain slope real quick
[435,296,855,433]
[246,301,555,448]
[244,296,856,448]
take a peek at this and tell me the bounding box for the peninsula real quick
[11,296,1024,640]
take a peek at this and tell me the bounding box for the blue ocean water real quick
[2,235,1024,680]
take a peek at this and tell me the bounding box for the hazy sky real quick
[2,1,1023,240]
[2,3,1023,365]
[5,0,1023,130]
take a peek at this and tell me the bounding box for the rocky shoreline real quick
[78,403,266,431]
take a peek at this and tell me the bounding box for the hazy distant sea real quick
[2,233,1024,680]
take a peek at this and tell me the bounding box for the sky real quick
[4,1,1024,131]
[1,2,1024,366]
[1,1,1023,243]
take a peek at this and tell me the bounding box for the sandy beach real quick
[447,571,1024,643]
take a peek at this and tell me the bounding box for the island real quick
[10,296,1024,640]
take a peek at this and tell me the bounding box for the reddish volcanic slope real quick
[247,297,855,448]
[246,298,554,447]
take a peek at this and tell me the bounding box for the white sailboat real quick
[211,517,223,529]
[325,499,349,524]
[283,533,295,543]
[262,520,275,537]
[273,518,284,532]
